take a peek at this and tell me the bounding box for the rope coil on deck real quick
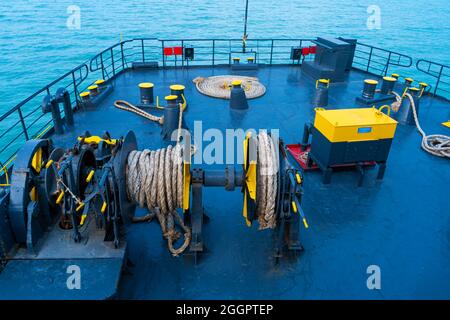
[126,143,191,256]
[193,75,266,99]
[255,131,278,229]
[405,93,450,158]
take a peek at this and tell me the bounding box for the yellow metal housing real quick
[314,107,398,143]
[183,162,191,210]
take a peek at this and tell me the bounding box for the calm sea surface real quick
[0,0,449,119]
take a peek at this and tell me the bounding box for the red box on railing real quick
[164,47,173,56]
[173,47,183,55]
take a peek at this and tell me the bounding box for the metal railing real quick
[1,37,449,176]
[353,42,413,76]
[0,63,89,168]
[416,59,450,97]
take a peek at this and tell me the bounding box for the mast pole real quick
[242,0,249,52]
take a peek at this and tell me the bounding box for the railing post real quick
[212,40,215,67]
[17,107,29,141]
[181,40,184,68]
[162,40,165,68]
[72,71,79,107]
[121,42,125,70]
[142,39,145,62]
[366,47,373,72]
[384,52,392,76]
[111,48,115,76]
[100,53,105,80]
[270,39,274,65]
[434,65,443,96]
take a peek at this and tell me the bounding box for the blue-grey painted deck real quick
[8,65,450,299]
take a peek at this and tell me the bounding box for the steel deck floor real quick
[50,65,450,299]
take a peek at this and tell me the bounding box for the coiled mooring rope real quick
[255,131,278,229]
[126,144,191,256]
[193,75,266,99]
[405,93,450,158]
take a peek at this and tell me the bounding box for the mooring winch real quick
[7,131,135,253]
[7,129,308,262]
[122,129,308,261]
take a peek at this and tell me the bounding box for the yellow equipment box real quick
[314,107,398,143]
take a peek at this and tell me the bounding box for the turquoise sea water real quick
[0,0,449,124]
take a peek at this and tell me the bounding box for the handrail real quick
[416,59,450,96]
[353,41,413,77]
[0,64,89,122]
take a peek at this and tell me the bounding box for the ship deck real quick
[9,64,450,299]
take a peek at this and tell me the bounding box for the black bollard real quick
[42,95,64,135]
[404,77,414,87]
[380,76,397,95]
[95,79,106,92]
[55,88,74,127]
[88,85,99,96]
[229,80,249,110]
[397,87,421,125]
[419,82,428,97]
[161,95,181,140]
[170,84,186,107]
[139,82,154,105]
[362,79,378,99]
[312,79,329,108]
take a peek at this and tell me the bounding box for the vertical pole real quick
[100,53,105,80]
[385,52,391,76]
[435,65,443,96]
[141,39,145,62]
[270,39,274,65]
[111,48,115,76]
[242,0,249,53]
[17,108,29,141]
[181,40,184,68]
[121,42,125,70]
[367,47,373,72]
[162,40,165,68]
[72,72,79,107]
[212,40,215,67]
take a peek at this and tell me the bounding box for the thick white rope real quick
[255,131,278,230]
[126,144,191,256]
[114,100,164,124]
[404,93,450,158]
[193,75,266,99]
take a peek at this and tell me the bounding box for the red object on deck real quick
[286,144,377,171]
[309,46,317,54]
[163,47,173,56]
[173,46,183,55]
[301,47,310,56]
[286,144,317,170]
